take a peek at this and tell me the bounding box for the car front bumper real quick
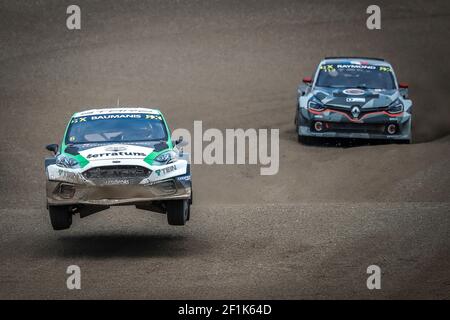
[297,107,412,140]
[46,178,191,206]
[298,125,411,140]
[46,159,191,206]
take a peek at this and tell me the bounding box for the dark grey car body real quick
[295,57,412,143]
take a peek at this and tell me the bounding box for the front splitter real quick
[298,125,411,140]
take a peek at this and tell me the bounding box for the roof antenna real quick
[116,96,120,107]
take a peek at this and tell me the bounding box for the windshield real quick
[65,113,168,144]
[316,63,396,89]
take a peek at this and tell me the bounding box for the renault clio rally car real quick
[295,57,412,143]
[45,108,192,230]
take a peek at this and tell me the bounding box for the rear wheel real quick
[48,205,72,230]
[166,200,189,226]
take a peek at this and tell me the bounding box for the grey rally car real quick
[295,57,412,143]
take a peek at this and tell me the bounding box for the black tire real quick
[298,134,312,144]
[166,200,189,226]
[296,117,311,145]
[187,188,193,221]
[186,201,191,221]
[48,205,72,230]
[396,139,411,144]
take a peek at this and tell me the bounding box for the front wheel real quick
[298,134,313,144]
[166,200,189,226]
[48,205,72,230]
[396,139,411,144]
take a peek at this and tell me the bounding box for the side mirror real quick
[174,136,188,147]
[399,82,409,98]
[45,144,59,155]
[303,77,312,85]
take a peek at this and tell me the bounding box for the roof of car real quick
[321,57,392,67]
[73,107,162,117]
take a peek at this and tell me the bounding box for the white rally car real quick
[45,107,192,230]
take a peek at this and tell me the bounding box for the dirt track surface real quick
[0,0,449,299]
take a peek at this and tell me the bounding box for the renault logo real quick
[351,106,361,118]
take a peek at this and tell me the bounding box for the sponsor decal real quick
[343,88,366,96]
[145,114,163,120]
[177,175,191,181]
[336,64,376,70]
[71,117,87,124]
[320,64,391,73]
[86,152,146,159]
[105,146,127,152]
[346,97,366,102]
[379,66,392,72]
[91,114,141,120]
[71,113,162,123]
[155,165,177,176]
[103,179,130,185]
[319,64,336,72]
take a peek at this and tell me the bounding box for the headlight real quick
[387,99,404,114]
[154,151,177,164]
[308,99,325,111]
[56,154,80,168]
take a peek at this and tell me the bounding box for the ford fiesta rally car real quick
[45,108,192,230]
[295,57,412,143]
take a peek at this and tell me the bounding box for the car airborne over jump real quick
[295,57,412,143]
[45,107,192,230]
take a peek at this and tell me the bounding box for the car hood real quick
[312,87,399,109]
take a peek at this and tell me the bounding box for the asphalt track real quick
[0,0,449,299]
